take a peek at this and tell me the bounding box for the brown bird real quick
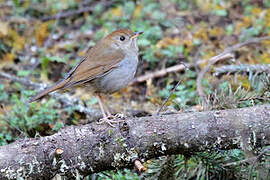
[29,29,143,125]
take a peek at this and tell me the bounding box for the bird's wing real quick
[29,42,124,102]
[63,42,125,88]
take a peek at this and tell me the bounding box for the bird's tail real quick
[29,78,70,103]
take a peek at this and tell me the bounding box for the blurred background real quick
[0,0,270,179]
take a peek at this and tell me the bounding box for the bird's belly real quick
[92,56,138,94]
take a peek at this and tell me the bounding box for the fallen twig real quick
[196,36,270,106]
[0,105,269,179]
[134,160,146,172]
[223,157,257,167]
[155,72,186,115]
[214,64,270,77]
[132,64,188,83]
[41,1,112,21]
[132,59,207,84]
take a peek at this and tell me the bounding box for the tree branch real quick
[41,1,113,21]
[0,105,269,179]
[214,64,270,77]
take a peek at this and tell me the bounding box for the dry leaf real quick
[133,4,143,18]
[156,37,181,49]
[111,6,123,17]
[8,29,25,51]
[35,22,50,46]
[0,21,8,37]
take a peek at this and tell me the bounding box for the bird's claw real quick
[97,115,125,127]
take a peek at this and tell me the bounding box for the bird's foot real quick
[114,113,126,119]
[97,115,125,127]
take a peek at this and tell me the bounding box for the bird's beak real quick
[131,31,143,39]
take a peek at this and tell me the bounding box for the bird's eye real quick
[120,36,125,41]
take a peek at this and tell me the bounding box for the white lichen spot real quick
[52,157,57,167]
[16,166,26,179]
[30,156,42,173]
[58,159,69,173]
[252,131,256,146]
[3,167,16,179]
[126,148,138,160]
[3,156,43,179]
[132,130,136,135]
[111,148,138,167]
[232,136,241,144]
[216,137,222,144]
[99,146,105,158]
[89,166,94,172]
[79,161,86,170]
[76,155,86,170]
[112,153,121,167]
[75,127,91,136]
[161,144,166,151]
[75,169,84,180]
[184,143,189,148]
[240,140,244,149]
[25,162,34,174]
[153,142,167,153]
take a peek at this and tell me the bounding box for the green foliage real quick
[226,24,234,35]
[0,89,59,145]
[0,40,8,58]
[207,73,270,110]
[95,169,140,180]
[41,55,66,79]
[172,0,196,10]
[161,45,184,63]
[0,84,8,101]
[17,70,31,77]
[142,46,159,66]
[143,156,176,180]
[158,71,202,109]
[142,148,269,180]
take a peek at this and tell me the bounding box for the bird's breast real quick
[92,54,139,94]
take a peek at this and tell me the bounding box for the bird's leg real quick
[98,94,113,118]
[96,93,124,127]
[97,94,107,119]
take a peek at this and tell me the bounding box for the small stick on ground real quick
[132,64,188,83]
[223,156,257,167]
[214,64,270,77]
[41,1,112,21]
[154,63,189,115]
[134,159,146,172]
[132,58,209,84]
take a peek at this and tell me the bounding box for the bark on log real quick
[0,105,269,179]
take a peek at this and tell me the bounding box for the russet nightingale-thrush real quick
[29,29,143,125]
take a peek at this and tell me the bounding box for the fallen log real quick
[0,105,269,179]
